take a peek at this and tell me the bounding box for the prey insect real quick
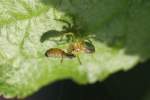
[67,40,95,64]
[45,48,76,63]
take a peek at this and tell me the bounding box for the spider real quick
[67,40,95,64]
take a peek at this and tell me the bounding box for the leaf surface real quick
[0,0,150,98]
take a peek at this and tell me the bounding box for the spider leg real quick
[60,54,64,63]
[52,0,64,18]
[85,39,93,44]
[55,19,72,29]
[59,32,75,42]
[59,31,64,41]
[77,54,82,65]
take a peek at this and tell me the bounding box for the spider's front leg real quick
[54,18,75,41]
[54,18,72,31]
[59,31,75,42]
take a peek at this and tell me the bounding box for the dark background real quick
[1,60,150,100]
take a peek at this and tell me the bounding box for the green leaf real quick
[0,0,150,98]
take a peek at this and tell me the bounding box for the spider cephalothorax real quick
[67,40,95,64]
